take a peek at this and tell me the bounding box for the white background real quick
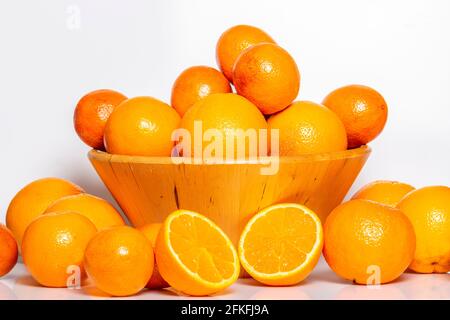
[1,0,449,221]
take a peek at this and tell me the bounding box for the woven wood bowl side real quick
[88,146,370,246]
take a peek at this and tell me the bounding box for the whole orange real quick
[21,212,97,287]
[44,193,125,230]
[216,24,275,82]
[397,186,450,273]
[178,93,268,159]
[322,85,388,148]
[138,223,169,289]
[6,177,84,246]
[233,43,300,114]
[323,199,416,284]
[267,101,347,155]
[0,225,18,277]
[104,96,181,156]
[84,226,154,297]
[352,180,415,207]
[74,89,127,150]
[171,66,231,116]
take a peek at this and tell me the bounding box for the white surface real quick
[0,0,450,218]
[1,259,449,300]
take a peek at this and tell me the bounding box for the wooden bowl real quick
[88,146,370,246]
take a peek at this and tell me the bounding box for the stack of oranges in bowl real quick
[1,24,449,298]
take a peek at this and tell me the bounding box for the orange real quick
[44,193,125,230]
[155,210,240,296]
[0,224,18,277]
[352,180,415,207]
[178,93,268,159]
[84,226,154,297]
[238,203,323,286]
[138,223,169,289]
[323,199,416,284]
[397,186,450,273]
[6,177,84,246]
[216,24,275,82]
[233,43,300,114]
[171,66,231,116]
[322,85,388,148]
[267,101,347,155]
[104,96,181,156]
[74,89,127,150]
[21,212,97,287]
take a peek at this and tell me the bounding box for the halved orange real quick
[238,203,323,286]
[155,210,240,296]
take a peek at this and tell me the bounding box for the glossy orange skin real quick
[397,186,450,273]
[352,180,415,207]
[179,93,268,159]
[21,212,97,287]
[322,85,388,148]
[44,193,125,231]
[323,200,416,284]
[84,226,154,297]
[267,101,347,155]
[138,223,169,289]
[216,25,275,82]
[74,89,127,150]
[6,178,85,246]
[104,96,181,156]
[233,43,300,114]
[0,225,18,277]
[171,66,231,116]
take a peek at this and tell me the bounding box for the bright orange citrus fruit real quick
[44,193,125,231]
[233,43,300,114]
[267,101,347,155]
[21,212,97,287]
[138,223,169,289]
[0,224,18,277]
[323,199,416,284]
[171,66,231,117]
[74,89,127,150]
[6,178,84,246]
[352,180,415,207]
[179,93,268,159]
[155,210,240,296]
[238,203,323,286]
[104,96,181,156]
[216,24,275,82]
[397,186,450,273]
[84,226,154,297]
[322,85,388,148]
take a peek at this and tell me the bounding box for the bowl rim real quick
[88,145,371,164]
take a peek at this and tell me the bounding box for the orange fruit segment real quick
[6,177,85,246]
[84,226,154,297]
[138,223,169,289]
[44,193,125,231]
[352,180,415,207]
[324,199,416,284]
[0,224,18,277]
[21,212,97,288]
[397,186,450,273]
[74,89,127,150]
[178,93,268,159]
[104,96,181,156]
[216,24,275,82]
[238,203,323,286]
[171,66,231,116]
[322,84,388,148]
[155,210,240,296]
[267,101,347,155]
[233,43,300,115]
